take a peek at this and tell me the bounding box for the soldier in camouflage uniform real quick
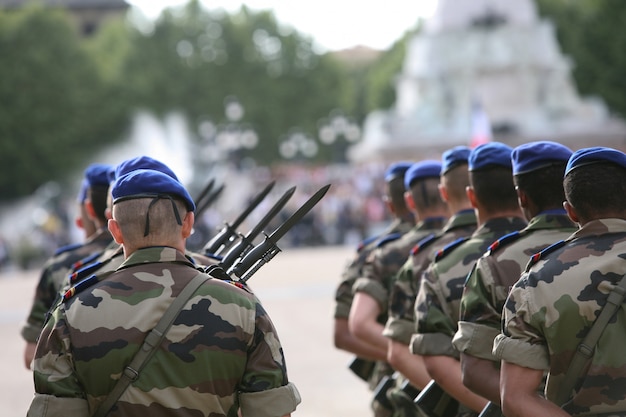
[350,160,449,416]
[412,142,527,416]
[452,141,576,410]
[21,163,114,369]
[494,148,626,417]
[384,146,477,396]
[28,168,300,417]
[333,162,415,416]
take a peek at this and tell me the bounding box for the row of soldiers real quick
[20,156,301,416]
[334,141,626,417]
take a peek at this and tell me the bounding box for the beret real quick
[441,146,471,175]
[404,160,442,189]
[85,163,113,187]
[511,141,572,175]
[115,156,179,182]
[385,161,413,182]
[469,142,513,171]
[112,169,195,212]
[565,146,626,176]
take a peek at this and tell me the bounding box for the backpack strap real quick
[555,273,626,407]
[93,272,211,417]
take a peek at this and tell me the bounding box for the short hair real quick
[442,162,470,203]
[564,163,626,220]
[87,184,110,223]
[408,177,446,211]
[470,166,518,211]
[514,163,567,212]
[385,175,408,210]
[113,197,187,246]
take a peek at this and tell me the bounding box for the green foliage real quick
[0,6,129,201]
[536,0,626,118]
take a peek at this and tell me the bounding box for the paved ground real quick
[0,245,373,417]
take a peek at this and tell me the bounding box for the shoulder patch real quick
[525,240,567,271]
[68,260,105,286]
[486,231,524,256]
[53,242,83,257]
[376,232,402,248]
[435,236,470,262]
[62,274,98,303]
[70,252,101,272]
[411,233,437,256]
[357,235,379,252]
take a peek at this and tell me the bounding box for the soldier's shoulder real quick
[485,231,526,256]
[434,236,470,262]
[356,234,380,252]
[52,242,83,257]
[525,239,567,271]
[376,232,403,248]
[410,233,438,256]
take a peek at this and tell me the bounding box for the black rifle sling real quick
[556,273,626,407]
[93,272,211,417]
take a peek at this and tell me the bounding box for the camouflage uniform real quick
[20,228,113,343]
[494,219,626,416]
[384,210,477,345]
[29,246,300,417]
[453,211,576,360]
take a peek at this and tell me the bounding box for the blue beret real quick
[385,161,413,182]
[441,146,471,175]
[112,169,195,212]
[565,147,626,176]
[469,142,513,171]
[115,156,179,182]
[512,141,573,175]
[404,160,442,189]
[85,163,113,187]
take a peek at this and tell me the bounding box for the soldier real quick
[452,141,576,409]
[412,142,527,416]
[350,160,449,415]
[384,146,477,393]
[21,163,114,369]
[333,162,415,395]
[28,168,300,417]
[494,147,626,417]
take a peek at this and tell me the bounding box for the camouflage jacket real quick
[29,246,300,417]
[384,210,477,344]
[411,216,527,358]
[334,218,414,319]
[494,219,626,416]
[453,212,576,360]
[21,228,113,343]
[353,216,448,318]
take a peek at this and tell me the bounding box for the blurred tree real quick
[0,6,129,201]
[536,0,626,118]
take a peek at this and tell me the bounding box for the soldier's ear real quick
[108,218,124,244]
[466,186,478,208]
[438,183,449,203]
[563,200,579,224]
[182,211,194,239]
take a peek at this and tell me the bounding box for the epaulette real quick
[68,260,105,286]
[434,236,470,262]
[53,242,82,257]
[70,252,101,272]
[486,231,525,256]
[376,232,402,248]
[410,233,437,256]
[357,235,379,252]
[525,240,567,271]
[62,274,98,302]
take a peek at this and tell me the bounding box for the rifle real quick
[372,373,396,411]
[193,178,215,208]
[195,183,225,217]
[218,185,296,271]
[203,180,276,256]
[227,184,331,282]
[478,402,503,417]
[348,357,375,382]
[414,380,459,417]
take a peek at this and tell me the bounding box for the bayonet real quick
[219,185,296,270]
[193,178,215,208]
[228,183,331,282]
[203,180,276,255]
[195,183,225,217]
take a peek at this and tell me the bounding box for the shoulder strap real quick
[556,273,626,407]
[93,272,210,417]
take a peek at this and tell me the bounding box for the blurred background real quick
[0,0,625,270]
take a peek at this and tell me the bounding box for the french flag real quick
[470,100,492,148]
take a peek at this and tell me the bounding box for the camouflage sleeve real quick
[492,276,549,370]
[382,260,415,344]
[410,266,458,358]
[334,254,363,319]
[29,303,89,416]
[352,249,388,309]
[453,260,501,360]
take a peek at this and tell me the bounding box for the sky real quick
[125,0,439,51]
